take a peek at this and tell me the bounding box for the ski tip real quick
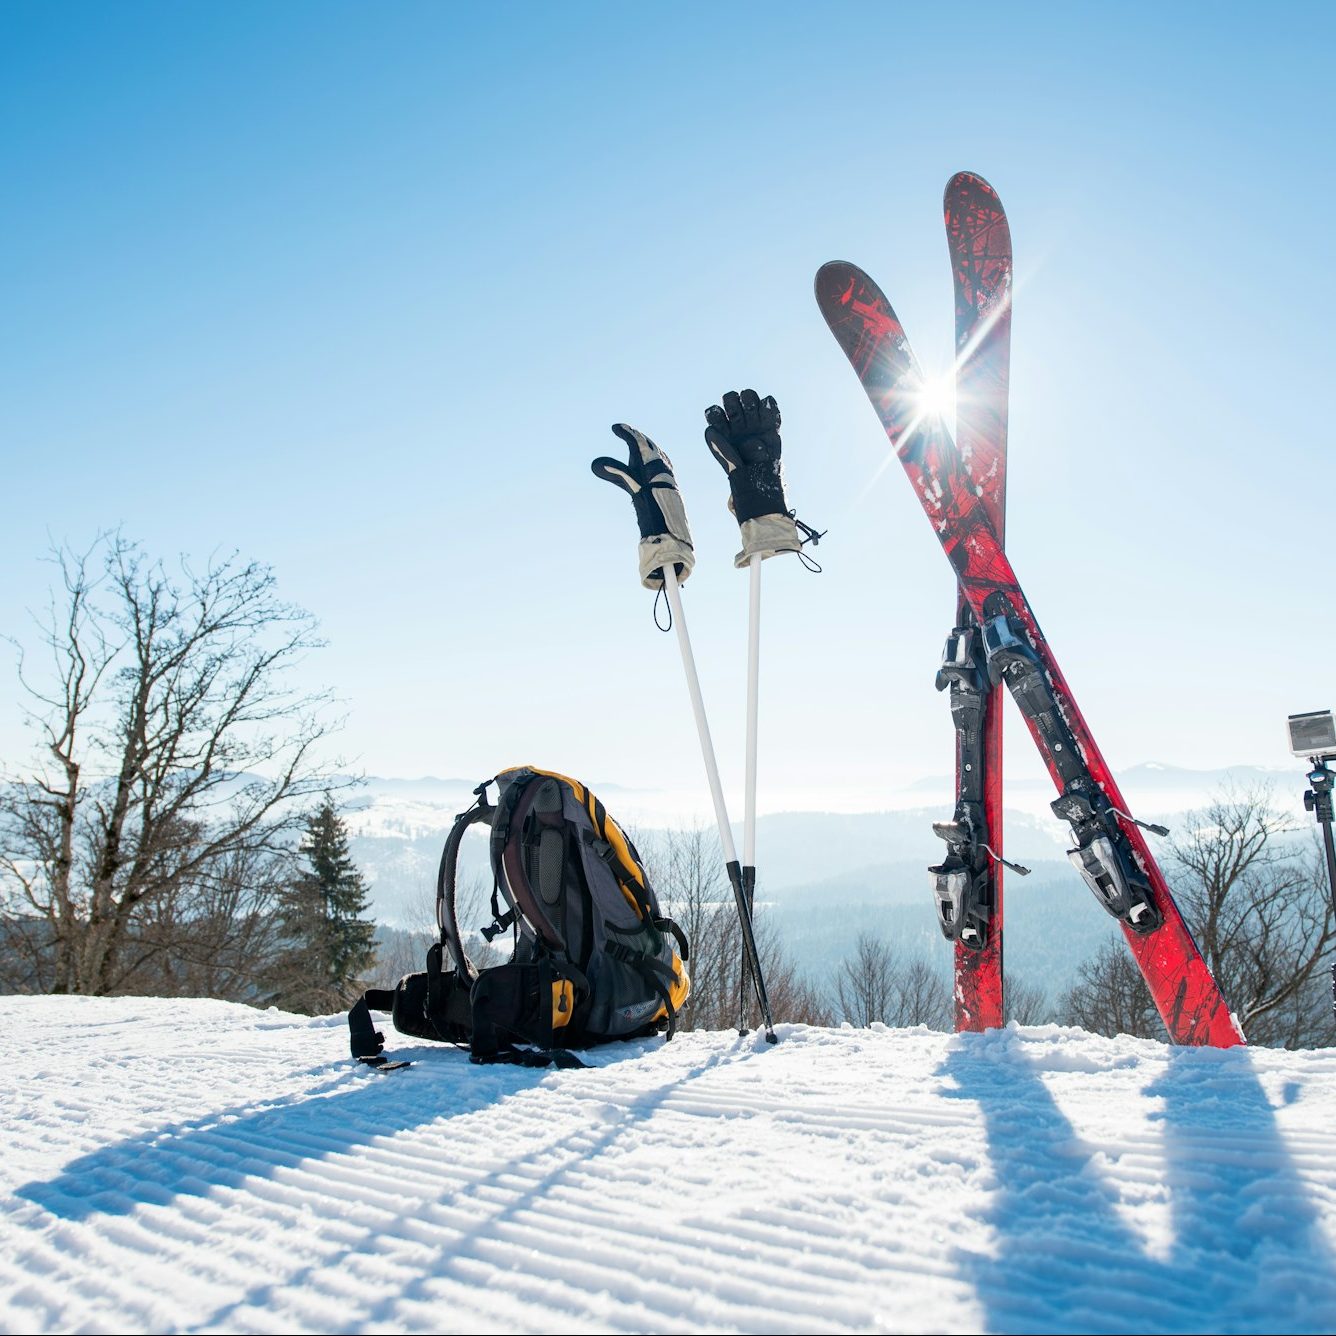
[814,259,880,313]
[814,259,855,293]
[944,169,999,200]
[814,261,902,331]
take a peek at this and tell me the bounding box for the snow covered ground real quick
[3,998,1335,1334]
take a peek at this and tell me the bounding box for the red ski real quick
[938,171,1013,1032]
[815,259,1243,1048]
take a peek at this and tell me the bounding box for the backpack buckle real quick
[586,833,615,863]
[481,907,517,942]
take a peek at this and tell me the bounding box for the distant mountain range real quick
[345,762,1312,995]
[906,761,1293,795]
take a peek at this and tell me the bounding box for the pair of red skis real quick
[815,173,1242,1046]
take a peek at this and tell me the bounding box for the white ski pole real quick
[661,562,776,1041]
[744,553,762,877]
[739,552,763,1029]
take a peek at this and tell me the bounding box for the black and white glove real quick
[591,423,696,589]
[704,389,801,566]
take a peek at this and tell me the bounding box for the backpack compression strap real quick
[469,956,590,1069]
[349,989,397,1063]
[348,945,474,1066]
[603,944,685,1040]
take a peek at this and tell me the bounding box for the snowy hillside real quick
[4,998,1336,1334]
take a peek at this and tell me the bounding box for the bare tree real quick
[760,933,833,1027]
[1168,787,1335,1047]
[1004,975,1052,1026]
[1057,788,1335,1048]
[646,823,831,1030]
[127,842,292,1000]
[368,870,503,990]
[897,956,953,1029]
[834,932,898,1026]
[0,536,346,997]
[1060,936,1163,1039]
[832,931,952,1030]
[650,823,733,1031]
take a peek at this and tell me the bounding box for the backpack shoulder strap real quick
[437,785,497,980]
[582,788,656,921]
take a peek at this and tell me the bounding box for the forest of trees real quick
[3,536,1333,1048]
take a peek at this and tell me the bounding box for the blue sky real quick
[2,2,1332,814]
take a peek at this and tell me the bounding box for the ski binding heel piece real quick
[936,626,988,693]
[929,821,990,949]
[1067,835,1162,933]
[929,859,989,951]
[1052,788,1163,933]
[981,612,1037,668]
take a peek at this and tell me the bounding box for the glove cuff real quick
[733,514,802,568]
[639,535,696,589]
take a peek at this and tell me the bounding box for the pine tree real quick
[273,799,377,1014]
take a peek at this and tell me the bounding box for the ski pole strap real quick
[794,515,826,547]
[792,514,827,572]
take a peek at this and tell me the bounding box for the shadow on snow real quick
[17,1037,712,1224]
[16,1036,749,1325]
[941,1035,1336,1335]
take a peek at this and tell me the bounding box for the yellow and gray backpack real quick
[349,767,690,1068]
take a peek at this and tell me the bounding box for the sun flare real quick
[914,372,954,423]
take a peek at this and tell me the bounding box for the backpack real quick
[348,766,691,1068]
